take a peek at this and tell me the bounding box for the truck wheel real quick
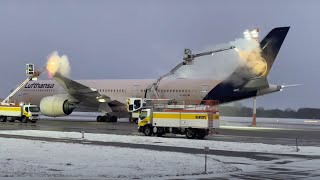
[0,116,7,122]
[196,129,206,139]
[96,116,102,122]
[186,129,196,139]
[21,116,28,123]
[8,118,15,122]
[144,126,152,136]
[29,120,37,123]
[156,127,164,137]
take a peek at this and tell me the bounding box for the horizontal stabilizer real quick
[241,77,269,91]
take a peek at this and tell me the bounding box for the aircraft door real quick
[132,85,140,97]
[201,84,209,98]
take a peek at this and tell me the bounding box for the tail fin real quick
[260,27,290,76]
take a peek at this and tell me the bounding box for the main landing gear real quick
[96,114,117,122]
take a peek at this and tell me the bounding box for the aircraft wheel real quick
[96,116,102,122]
[111,116,117,122]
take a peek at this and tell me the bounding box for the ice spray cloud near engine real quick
[46,51,71,77]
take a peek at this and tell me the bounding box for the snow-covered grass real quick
[0,137,238,178]
[0,130,319,156]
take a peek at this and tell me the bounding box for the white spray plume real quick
[46,51,71,77]
[171,36,267,86]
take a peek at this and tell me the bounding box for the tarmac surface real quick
[0,119,319,146]
[1,119,320,179]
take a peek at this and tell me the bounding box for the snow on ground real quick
[0,137,238,178]
[0,130,319,156]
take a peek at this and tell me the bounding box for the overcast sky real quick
[0,0,318,110]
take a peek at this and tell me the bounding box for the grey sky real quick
[0,0,318,109]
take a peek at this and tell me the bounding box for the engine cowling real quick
[40,96,74,117]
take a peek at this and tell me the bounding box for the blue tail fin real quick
[260,27,290,76]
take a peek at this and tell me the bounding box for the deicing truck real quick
[0,104,40,123]
[127,98,219,139]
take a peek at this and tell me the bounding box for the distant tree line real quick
[220,104,320,119]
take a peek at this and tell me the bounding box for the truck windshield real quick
[139,111,148,120]
[29,106,40,112]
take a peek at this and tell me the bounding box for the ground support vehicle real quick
[0,104,40,123]
[136,100,219,139]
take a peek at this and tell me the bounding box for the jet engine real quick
[40,96,74,117]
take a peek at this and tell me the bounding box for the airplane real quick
[12,27,290,122]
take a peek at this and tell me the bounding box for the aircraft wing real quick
[53,72,112,113]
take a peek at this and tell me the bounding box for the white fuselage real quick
[13,78,221,112]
